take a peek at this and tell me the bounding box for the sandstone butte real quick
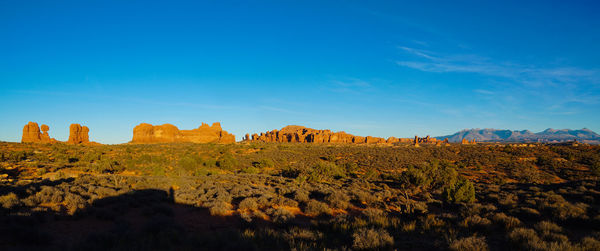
[21,122,96,145]
[245,125,449,145]
[67,124,90,144]
[21,122,57,143]
[131,122,236,144]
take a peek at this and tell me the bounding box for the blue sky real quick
[1,0,599,144]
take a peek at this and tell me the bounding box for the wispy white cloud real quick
[396,46,600,86]
[474,89,494,95]
[326,77,374,95]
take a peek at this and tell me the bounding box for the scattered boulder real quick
[68,124,90,144]
[131,122,235,144]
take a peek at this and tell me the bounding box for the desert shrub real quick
[460,215,492,230]
[82,151,103,163]
[511,163,541,183]
[449,235,489,251]
[216,154,237,170]
[538,193,588,220]
[305,161,346,182]
[401,221,417,232]
[398,160,458,190]
[352,228,394,250]
[353,190,377,204]
[493,213,522,230]
[399,165,431,188]
[535,221,562,234]
[283,227,323,242]
[304,200,331,216]
[344,162,359,174]
[253,158,275,169]
[267,207,295,223]
[270,195,299,207]
[209,201,232,216]
[423,214,446,230]
[91,159,122,174]
[326,191,350,209]
[294,189,310,203]
[362,169,379,181]
[35,186,65,204]
[443,178,475,203]
[0,192,21,209]
[509,227,574,251]
[580,236,600,250]
[238,197,259,211]
[240,166,260,174]
[362,208,388,227]
[64,193,87,215]
[591,162,600,176]
[497,192,518,207]
[509,228,540,249]
[177,154,202,174]
[8,150,33,162]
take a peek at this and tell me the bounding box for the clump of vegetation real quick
[304,200,331,216]
[443,178,476,203]
[449,235,489,251]
[352,228,394,250]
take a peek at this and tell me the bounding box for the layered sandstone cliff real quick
[21,122,57,143]
[131,122,235,143]
[247,125,397,144]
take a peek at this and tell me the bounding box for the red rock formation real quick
[131,122,235,143]
[412,135,439,145]
[21,122,57,143]
[68,124,90,144]
[386,137,400,144]
[248,125,390,144]
[461,138,469,144]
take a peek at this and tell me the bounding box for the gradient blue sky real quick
[1,0,599,144]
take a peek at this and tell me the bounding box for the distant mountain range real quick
[435,128,600,144]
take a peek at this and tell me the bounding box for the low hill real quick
[436,128,600,144]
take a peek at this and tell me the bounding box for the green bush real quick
[399,161,458,189]
[216,154,237,170]
[253,158,275,169]
[305,161,346,182]
[443,178,476,203]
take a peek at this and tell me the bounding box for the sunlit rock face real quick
[248,125,390,144]
[131,122,236,143]
[22,122,57,143]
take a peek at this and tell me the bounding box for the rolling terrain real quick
[1,141,600,250]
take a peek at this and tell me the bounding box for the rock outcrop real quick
[414,135,439,144]
[461,138,476,145]
[21,122,57,143]
[68,124,90,144]
[131,122,235,144]
[247,125,392,144]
